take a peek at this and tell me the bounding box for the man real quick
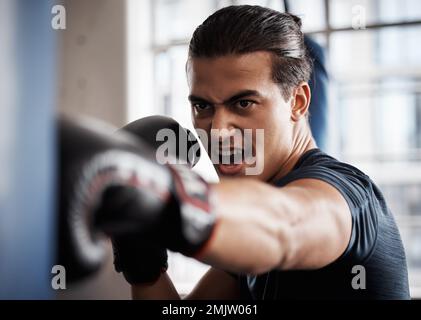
[112,5,410,299]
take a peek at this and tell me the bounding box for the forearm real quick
[131,272,181,300]
[196,178,352,274]
[131,179,288,299]
[197,179,293,275]
[131,270,234,300]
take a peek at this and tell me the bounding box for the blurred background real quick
[1,0,420,299]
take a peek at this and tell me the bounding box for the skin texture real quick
[187,52,310,182]
[131,52,352,299]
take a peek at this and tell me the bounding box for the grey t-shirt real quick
[232,148,410,300]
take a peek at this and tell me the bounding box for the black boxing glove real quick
[121,115,200,167]
[58,115,215,282]
[58,116,172,282]
[96,156,217,257]
[100,186,168,285]
[109,116,201,285]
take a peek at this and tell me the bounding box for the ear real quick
[290,82,311,122]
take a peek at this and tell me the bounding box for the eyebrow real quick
[188,90,262,105]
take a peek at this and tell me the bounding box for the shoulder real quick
[280,149,378,211]
[279,149,383,262]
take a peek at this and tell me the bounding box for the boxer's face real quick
[187,51,298,182]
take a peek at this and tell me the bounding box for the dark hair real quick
[188,5,312,100]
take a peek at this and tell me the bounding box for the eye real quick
[235,100,254,109]
[193,102,212,111]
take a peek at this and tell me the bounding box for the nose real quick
[211,106,237,140]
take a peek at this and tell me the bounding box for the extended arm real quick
[200,178,352,274]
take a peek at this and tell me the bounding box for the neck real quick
[270,120,317,183]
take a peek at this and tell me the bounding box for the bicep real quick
[280,178,352,270]
[186,267,241,300]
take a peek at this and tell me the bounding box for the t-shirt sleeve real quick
[277,163,379,263]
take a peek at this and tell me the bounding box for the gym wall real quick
[56,0,130,299]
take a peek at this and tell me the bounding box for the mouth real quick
[217,162,244,176]
[214,148,245,176]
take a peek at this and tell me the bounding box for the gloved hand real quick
[94,159,217,257]
[100,186,169,285]
[58,115,215,282]
[109,116,201,285]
